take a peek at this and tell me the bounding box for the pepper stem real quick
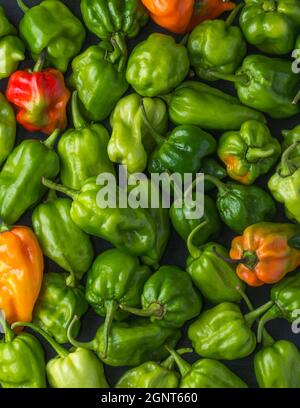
[0,314,14,343]
[33,50,46,72]
[279,142,300,177]
[261,329,275,348]
[120,302,165,319]
[46,189,58,202]
[43,129,60,149]
[102,300,118,359]
[225,3,243,27]
[140,101,165,146]
[42,178,79,200]
[246,146,278,162]
[235,285,253,312]
[208,71,250,85]
[72,91,88,129]
[165,347,192,377]
[0,219,10,233]
[187,221,209,259]
[161,348,193,370]
[204,175,227,194]
[293,90,300,105]
[67,315,95,351]
[112,32,128,72]
[17,0,29,13]
[257,305,281,343]
[12,322,69,358]
[244,300,275,328]
[212,246,258,270]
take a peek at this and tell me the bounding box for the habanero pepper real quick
[282,125,300,158]
[0,93,16,168]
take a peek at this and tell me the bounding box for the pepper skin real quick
[282,125,300,158]
[230,223,300,287]
[33,273,88,344]
[69,43,129,121]
[0,6,25,79]
[240,0,300,55]
[121,266,202,328]
[200,158,227,191]
[164,81,266,130]
[0,130,60,225]
[42,178,156,258]
[32,191,94,282]
[17,0,85,72]
[68,318,181,367]
[218,120,281,185]
[0,93,16,167]
[58,92,115,190]
[6,59,70,134]
[126,33,190,97]
[188,5,246,81]
[0,319,46,388]
[141,0,235,34]
[108,93,168,174]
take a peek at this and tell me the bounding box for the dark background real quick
[1,0,300,388]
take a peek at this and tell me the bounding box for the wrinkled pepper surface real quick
[200,158,227,191]
[0,93,16,167]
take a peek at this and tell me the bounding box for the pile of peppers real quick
[0,0,300,390]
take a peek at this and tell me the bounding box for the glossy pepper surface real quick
[0,130,60,225]
[282,125,300,158]
[230,223,300,287]
[0,93,16,167]
[42,178,156,258]
[108,93,168,174]
[32,191,94,282]
[0,6,25,79]
[240,0,300,55]
[69,43,129,122]
[17,0,85,72]
[164,81,266,130]
[0,225,43,326]
[126,33,190,97]
[188,4,246,81]
[121,266,202,328]
[200,158,227,191]
[68,318,181,367]
[6,58,70,134]
[141,0,235,34]
[33,272,88,344]
[58,92,115,190]
[218,120,281,185]
[0,318,46,388]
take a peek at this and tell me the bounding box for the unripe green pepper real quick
[200,158,227,192]
[108,93,168,174]
[0,93,16,167]
[126,33,190,97]
[0,130,60,225]
[33,272,88,344]
[32,191,94,281]
[282,125,300,158]
[121,266,202,328]
[58,92,115,190]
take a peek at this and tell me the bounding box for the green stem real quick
[244,300,275,328]
[235,285,253,312]
[46,188,58,202]
[67,315,95,351]
[257,305,281,343]
[184,175,204,200]
[209,71,250,85]
[33,50,46,72]
[246,146,277,162]
[42,178,79,200]
[12,322,69,358]
[43,129,60,149]
[0,220,10,233]
[72,91,88,129]
[112,32,128,72]
[279,143,299,177]
[17,0,29,13]
[165,347,192,377]
[161,348,193,370]
[293,89,300,105]
[102,300,118,359]
[212,246,258,270]
[120,302,165,319]
[187,221,209,259]
[204,175,227,194]
[225,3,244,27]
[140,101,166,146]
[261,329,275,348]
[0,314,14,343]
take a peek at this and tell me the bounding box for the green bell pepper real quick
[0,6,25,79]
[107,93,168,174]
[240,0,300,55]
[42,178,156,258]
[218,120,281,185]
[58,92,115,190]
[188,301,274,360]
[32,190,94,282]
[68,318,181,367]
[33,272,88,344]
[188,4,246,81]
[0,130,60,225]
[200,158,227,192]
[164,81,266,130]
[212,55,300,119]
[17,0,85,72]
[80,0,148,71]
[0,93,16,167]
[69,42,129,122]
[120,265,202,328]
[282,125,300,158]
[0,317,46,388]
[13,321,108,388]
[126,33,190,97]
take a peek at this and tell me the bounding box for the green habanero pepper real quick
[33,272,88,344]
[120,265,202,329]
[163,81,266,131]
[69,42,129,122]
[0,6,25,79]
[42,178,156,258]
[32,190,94,282]
[218,120,281,185]
[0,130,60,225]
[58,92,115,190]
[188,4,246,82]
[282,125,300,158]
[17,0,85,72]
[240,0,300,55]
[85,249,151,357]
[68,317,181,367]
[126,33,190,97]
[211,55,300,119]
[107,93,168,174]
[0,317,46,388]
[200,158,227,192]
[0,93,16,167]
[13,321,108,388]
[188,301,274,360]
